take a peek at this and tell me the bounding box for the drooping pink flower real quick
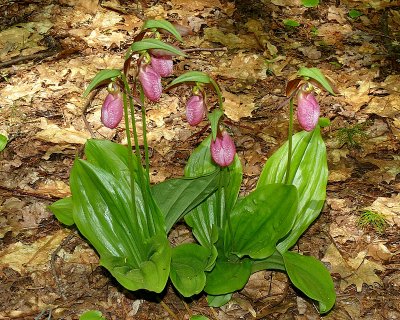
[210,130,236,167]
[101,93,123,129]
[138,64,162,102]
[151,55,173,77]
[186,95,206,126]
[297,89,320,131]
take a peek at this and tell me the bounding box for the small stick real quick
[183,47,228,53]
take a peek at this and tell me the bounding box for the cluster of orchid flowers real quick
[98,21,322,170]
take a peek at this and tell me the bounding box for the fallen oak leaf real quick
[322,244,385,292]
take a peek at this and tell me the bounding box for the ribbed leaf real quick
[257,128,328,252]
[70,159,170,292]
[48,196,74,226]
[207,293,233,307]
[208,109,224,141]
[0,134,7,151]
[170,243,210,297]
[83,69,121,97]
[152,170,220,232]
[297,67,334,95]
[166,71,211,89]
[230,184,298,259]
[283,251,336,313]
[204,259,251,295]
[142,20,183,42]
[125,38,185,60]
[184,135,242,250]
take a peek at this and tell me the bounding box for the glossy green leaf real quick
[48,196,74,226]
[83,69,121,97]
[166,71,211,89]
[125,38,185,60]
[79,310,106,320]
[208,108,224,141]
[283,251,336,313]
[251,250,286,273]
[184,136,242,250]
[170,243,210,297]
[301,0,319,7]
[230,184,298,259]
[207,293,233,307]
[204,259,251,295]
[297,67,335,95]
[70,159,170,292]
[257,128,328,253]
[151,170,220,232]
[142,19,183,42]
[0,134,7,151]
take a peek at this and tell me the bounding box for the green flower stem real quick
[285,97,294,185]
[139,86,150,181]
[210,78,224,110]
[121,90,138,229]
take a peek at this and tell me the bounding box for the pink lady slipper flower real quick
[138,64,162,102]
[151,55,173,77]
[210,130,236,167]
[101,92,123,129]
[186,95,206,126]
[297,87,320,131]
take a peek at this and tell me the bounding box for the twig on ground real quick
[50,232,76,300]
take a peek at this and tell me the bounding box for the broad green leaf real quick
[301,0,319,7]
[85,139,132,183]
[284,19,300,27]
[48,196,74,226]
[70,159,170,292]
[184,136,242,250]
[204,259,251,295]
[251,250,286,273]
[166,71,211,89]
[100,234,171,293]
[83,69,121,97]
[283,251,336,313]
[208,108,224,141]
[297,67,335,95]
[151,170,220,232]
[125,38,185,60]
[257,128,327,252]
[79,310,106,320]
[0,134,7,151]
[170,243,210,297]
[142,19,183,42]
[230,184,298,259]
[207,293,233,307]
[349,9,363,19]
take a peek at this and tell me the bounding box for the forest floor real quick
[0,0,399,319]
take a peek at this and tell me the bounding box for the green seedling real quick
[358,210,387,234]
[284,19,301,27]
[349,9,363,19]
[337,121,370,148]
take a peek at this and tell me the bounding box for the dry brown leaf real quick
[363,157,400,184]
[171,0,221,10]
[214,52,267,81]
[0,229,70,273]
[204,27,259,50]
[222,90,256,122]
[364,194,400,228]
[364,94,400,118]
[322,244,385,292]
[35,180,71,198]
[367,242,394,261]
[84,29,126,48]
[35,119,90,144]
[317,23,352,46]
[341,80,373,113]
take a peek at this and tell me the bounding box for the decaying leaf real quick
[364,194,400,228]
[322,244,385,292]
[222,90,256,122]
